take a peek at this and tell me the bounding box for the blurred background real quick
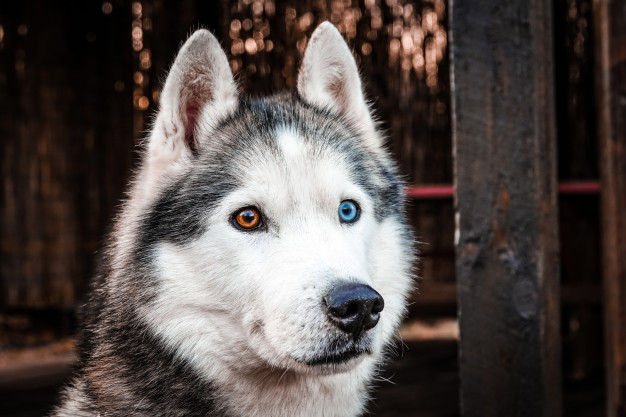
[0,0,605,416]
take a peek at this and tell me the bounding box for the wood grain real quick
[450,0,562,415]
[594,0,626,415]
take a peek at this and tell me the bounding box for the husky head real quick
[129,23,414,382]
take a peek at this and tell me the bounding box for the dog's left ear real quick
[151,29,238,163]
[297,22,379,147]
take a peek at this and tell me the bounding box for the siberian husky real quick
[53,22,414,417]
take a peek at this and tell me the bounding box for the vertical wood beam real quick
[450,0,562,415]
[594,0,626,415]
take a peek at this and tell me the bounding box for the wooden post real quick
[594,0,626,415]
[450,0,561,415]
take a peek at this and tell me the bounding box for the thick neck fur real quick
[208,358,374,417]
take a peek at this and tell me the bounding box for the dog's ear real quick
[152,29,238,160]
[297,22,379,147]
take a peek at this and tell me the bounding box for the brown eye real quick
[233,207,262,230]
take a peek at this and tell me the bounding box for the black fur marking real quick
[137,158,239,251]
[84,307,226,416]
[52,255,231,416]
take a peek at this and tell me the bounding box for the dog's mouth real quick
[303,345,371,366]
[292,338,372,367]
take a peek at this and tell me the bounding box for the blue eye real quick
[338,200,360,223]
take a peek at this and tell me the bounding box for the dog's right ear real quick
[151,29,238,163]
[297,22,380,150]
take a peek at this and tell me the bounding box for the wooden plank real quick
[593,0,626,415]
[449,0,561,415]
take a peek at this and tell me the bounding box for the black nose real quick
[323,283,384,338]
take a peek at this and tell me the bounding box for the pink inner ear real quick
[185,105,199,150]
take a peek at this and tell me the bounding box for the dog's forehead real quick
[205,97,404,220]
[242,127,360,215]
[213,99,361,185]
[244,127,350,183]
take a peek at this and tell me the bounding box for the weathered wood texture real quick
[450,0,561,415]
[594,0,626,415]
[0,1,134,308]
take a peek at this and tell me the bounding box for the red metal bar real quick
[405,185,454,199]
[557,180,601,194]
[405,181,600,199]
